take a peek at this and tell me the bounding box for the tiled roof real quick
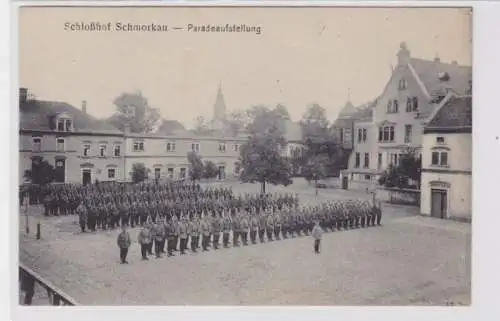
[426,95,472,130]
[19,99,121,133]
[410,58,472,99]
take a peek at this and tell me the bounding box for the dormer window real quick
[56,113,73,132]
[398,79,407,90]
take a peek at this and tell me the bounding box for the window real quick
[107,168,116,179]
[154,168,161,179]
[377,153,382,169]
[355,152,360,168]
[364,174,371,181]
[133,141,144,152]
[398,79,407,90]
[362,129,367,142]
[191,143,200,152]
[82,144,90,157]
[436,136,445,144]
[113,145,121,157]
[219,143,226,153]
[233,144,239,152]
[406,97,412,112]
[379,126,395,142]
[364,153,369,168]
[387,100,399,113]
[357,128,363,142]
[441,152,448,166]
[167,168,174,179]
[32,137,42,152]
[339,128,344,142]
[56,138,64,152]
[404,125,413,143]
[431,151,449,166]
[166,142,176,152]
[99,144,107,157]
[57,118,73,132]
[180,168,186,179]
[412,97,419,111]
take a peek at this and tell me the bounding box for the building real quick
[19,88,126,185]
[420,93,472,220]
[340,42,471,190]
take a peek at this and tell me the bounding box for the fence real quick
[19,263,78,306]
[377,187,421,206]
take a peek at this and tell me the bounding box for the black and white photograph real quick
[16,4,472,306]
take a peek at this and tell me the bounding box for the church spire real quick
[213,81,227,122]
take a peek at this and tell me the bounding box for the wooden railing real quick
[19,263,78,306]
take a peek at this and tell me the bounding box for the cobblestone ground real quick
[18,183,471,306]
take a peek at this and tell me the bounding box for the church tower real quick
[211,82,227,131]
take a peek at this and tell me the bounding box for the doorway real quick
[218,166,225,180]
[431,188,448,219]
[82,169,92,185]
[54,158,66,183]
[342,176,349,190]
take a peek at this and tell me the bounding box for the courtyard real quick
[18,182,471,306]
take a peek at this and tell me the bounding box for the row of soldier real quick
[116,199,382,262]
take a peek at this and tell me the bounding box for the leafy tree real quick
[302,154,329,194]
[378,148,421,189]
[107,91,161,134]
[187,151,204,182]
[192,116,211,134]
[203,160,219,179]
[130,163,150,183]
[238,127,292,194]
[301,103,330,135]
[274,103,291,120]
[23,157,55,186]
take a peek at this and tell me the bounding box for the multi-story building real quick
[340,42,471,190]
[420,93,472,220]
[19,88,125,185]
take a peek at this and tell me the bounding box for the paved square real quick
[18,184,471,306]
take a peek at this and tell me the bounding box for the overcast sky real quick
[19,6,471,129]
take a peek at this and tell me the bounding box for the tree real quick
[187,151,204,182]
[301,103,329,131]
[130,163,150,183]
[192,116,211,135]
[378,148,421,189]
[203,160,219,179]
[238,127,292,194]
[301,154,329,194]
[107,91,161,134]
[274,103,291,120]
[24,157,55,186]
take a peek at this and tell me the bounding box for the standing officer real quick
[249,211,258,244]
[178,215,189,255]
[189,215,201,252]
[232,211,240,247]
[266,210,275,241]
[375,200,382,226]
[258,211,267,243]
[311,220,323,254]
[153,220,165,258]
[137,224,151,260]
[274,209,282,240]
[240,212,249,246]
[222,212,232,248]
[77,202,87,233]
[166,217,176,257]
[117,225,131,264]
[200,214,211,251]
[212,213,222,250]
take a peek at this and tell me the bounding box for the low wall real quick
[377,187,421,206]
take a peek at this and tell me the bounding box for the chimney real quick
[396,41,411,66]
[434,56,441,63]
[81,100,87,114]
[19,88,28,104]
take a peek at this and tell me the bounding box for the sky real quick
[19,6,472,129]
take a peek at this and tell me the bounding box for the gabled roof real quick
[424,95,472,133]
[19,99,121,133]
[409,58,472,100]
